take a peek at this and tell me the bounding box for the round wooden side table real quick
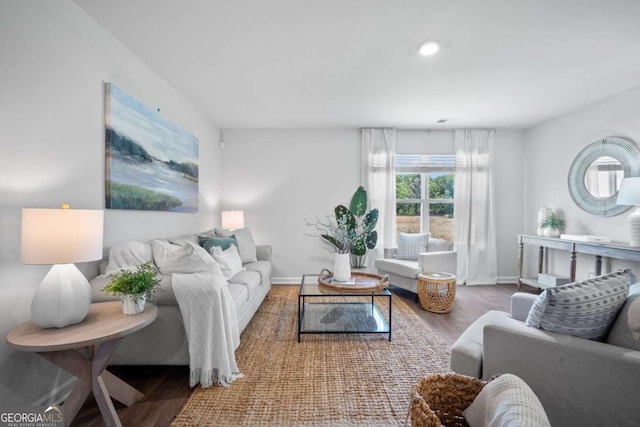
[6,301,157,427]
[417,272,457,313]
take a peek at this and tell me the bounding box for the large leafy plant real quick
[320,187,379,257]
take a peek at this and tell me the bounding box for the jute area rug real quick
[171,285,451,426]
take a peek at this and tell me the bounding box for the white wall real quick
[221,128,524,283]
[220,129,361,281]
[0,1,222,404]
[523,85,640,280]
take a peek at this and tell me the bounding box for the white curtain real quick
[453,129,498,285]
[361,129,396,260]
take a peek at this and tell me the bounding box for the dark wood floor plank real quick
[71,283,527,426]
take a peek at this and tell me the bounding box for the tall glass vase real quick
[333,253,352,282]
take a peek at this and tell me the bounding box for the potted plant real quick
[307,187,378,279]
[540,213,567,238]
[103,261,160,314]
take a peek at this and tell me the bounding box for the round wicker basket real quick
[417,272,456,313]
[409,373,486,427]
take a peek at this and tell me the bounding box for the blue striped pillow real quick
[526,270,631,340]
[396,233,430,260]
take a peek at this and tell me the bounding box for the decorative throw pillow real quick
[606,282,640,350]
[211,244,245,280]
[151,240,224,278]
[396,232,430,260]
[526,270,631,340]
[463,374,551,427]
[198,235,238,253]
[216,227,258,264]
[105,240,153,274]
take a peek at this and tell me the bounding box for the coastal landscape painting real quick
[105,83,199,212]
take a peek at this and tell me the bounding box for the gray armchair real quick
[450,288,640,427]
[374,237,457,294]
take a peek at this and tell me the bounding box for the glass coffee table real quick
[298,273,392,342]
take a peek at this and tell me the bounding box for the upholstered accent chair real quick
[374,237,457,294]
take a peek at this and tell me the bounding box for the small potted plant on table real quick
[103,261,160,314]
[540,213,567,238]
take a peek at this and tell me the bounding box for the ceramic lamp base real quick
[628,208,640,246]
[30,263,91,328]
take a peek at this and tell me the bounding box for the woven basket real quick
[409,373,485,427]
[417,273,456,313]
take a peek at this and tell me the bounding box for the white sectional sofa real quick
[89,228,271,365]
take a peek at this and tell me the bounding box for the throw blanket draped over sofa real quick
[90,227,271,387]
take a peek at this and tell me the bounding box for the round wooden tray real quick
[318,268,389,293]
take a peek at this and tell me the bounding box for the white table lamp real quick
[616,177,640,246]
[221,210,245,231]
[21,206,104,328]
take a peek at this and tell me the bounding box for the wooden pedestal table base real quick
[6,302,157,427]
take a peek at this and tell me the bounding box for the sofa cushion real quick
[229,270,261,301]
[151,240,224,277]
[606,282,640,350]
[374,258,422,279]
[244,260,271,285]
[526,270,631,340]
[199,235,238,252]
[169,234,199,246]
[217,227,258,264]
[427,237,452,252]
[105,240,152,274]
[463,374,551,427]
[227,283,249,308]
[212,244,244,280]
[396,232,430,260]
[450,310,519,378]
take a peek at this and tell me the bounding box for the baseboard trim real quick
[271,277,301,285]
[498,276,518,284]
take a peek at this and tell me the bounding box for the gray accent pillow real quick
[198,235,238,252]
[606,282,640,350]
[216,227,258,264]
[463,374,551,427]
[396,232,429,260]
[526,270,631,340]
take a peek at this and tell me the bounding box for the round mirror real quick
[583,156,624,199]
[568,137,640,216]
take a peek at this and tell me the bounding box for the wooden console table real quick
[517,234,640,289]
[6,301,157,427]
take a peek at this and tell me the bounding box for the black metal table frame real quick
[297,273,392,342]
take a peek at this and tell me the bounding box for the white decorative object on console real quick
[21,206,104,328]
[616,177,640,246]
[536,207,551,236]
[560,234,611,243]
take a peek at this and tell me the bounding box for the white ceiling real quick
[74,0,640,130]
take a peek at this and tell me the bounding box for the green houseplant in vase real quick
[103,261,160,314]
[319,187,378,273]
[540,213,566,238]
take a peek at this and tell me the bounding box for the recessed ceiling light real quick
[418,40,440,56]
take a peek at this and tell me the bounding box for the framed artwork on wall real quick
[105,82,199,212]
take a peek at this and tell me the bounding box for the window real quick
[395,155,455,242]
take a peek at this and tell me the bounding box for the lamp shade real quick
[21,208,104,265]
[616,177,640,206]
[221,210,245,230]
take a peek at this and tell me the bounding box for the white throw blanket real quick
[172,273,243,387]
